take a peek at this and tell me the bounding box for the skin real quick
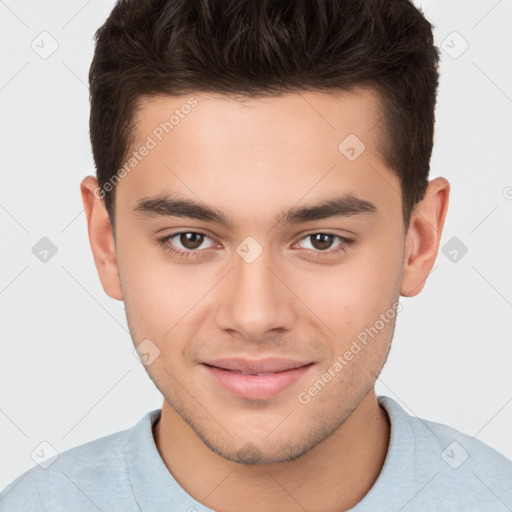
[81,88,449,512]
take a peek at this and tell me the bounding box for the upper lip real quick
[204,357,313,374]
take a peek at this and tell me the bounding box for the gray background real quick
[1,0,511,490]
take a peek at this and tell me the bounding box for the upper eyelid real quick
[164,231,217,249]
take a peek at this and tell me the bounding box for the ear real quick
[401,177,450,297]
[80,176,123,301]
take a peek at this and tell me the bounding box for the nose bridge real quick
[215,241,295,339]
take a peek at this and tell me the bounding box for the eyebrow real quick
[133,193,376,228]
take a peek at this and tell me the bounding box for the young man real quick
[1,0,511,510]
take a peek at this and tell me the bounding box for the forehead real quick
[116,89,399,228]
[133,88,384,150]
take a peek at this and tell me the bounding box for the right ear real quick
[80,176,123,301]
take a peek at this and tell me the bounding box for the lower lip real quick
[203,363,313,400]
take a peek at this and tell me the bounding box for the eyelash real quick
[156,231,355,260]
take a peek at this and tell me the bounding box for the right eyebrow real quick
[134,195,232,227]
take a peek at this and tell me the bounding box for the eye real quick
[157,230,355,261]
[295,233,355,257]
[157,231,216,259]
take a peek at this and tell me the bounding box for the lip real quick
[202,357,314,400]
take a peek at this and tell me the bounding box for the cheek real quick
[294,252,401,335]
[119,244,219,368]
[118,247,190,337]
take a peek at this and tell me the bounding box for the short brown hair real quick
[89,0,440,229]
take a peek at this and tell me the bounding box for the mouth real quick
[202,357,315,400]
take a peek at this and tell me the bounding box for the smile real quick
[202,358,315,400]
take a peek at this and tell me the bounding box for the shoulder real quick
[402,399,512,478]
[0,410,159,512]
[373,396,512,511]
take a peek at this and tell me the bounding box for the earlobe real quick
[400,177,450,297]
[80,176,123,301]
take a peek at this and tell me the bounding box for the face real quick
[111,89,406,464]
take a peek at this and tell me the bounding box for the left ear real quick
[401,177,450,297]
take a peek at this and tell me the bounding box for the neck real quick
[153,389,390,512]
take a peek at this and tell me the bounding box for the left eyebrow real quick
[282,195,377,224]
[133,193,377,228]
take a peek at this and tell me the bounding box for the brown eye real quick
[295,232,355,258]
[309,233,336,251]
[178,232,205,250]
[157,231,216,256]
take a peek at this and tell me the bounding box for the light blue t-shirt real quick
[1,396,511,511]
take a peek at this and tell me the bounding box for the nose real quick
[214,246,297,342]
